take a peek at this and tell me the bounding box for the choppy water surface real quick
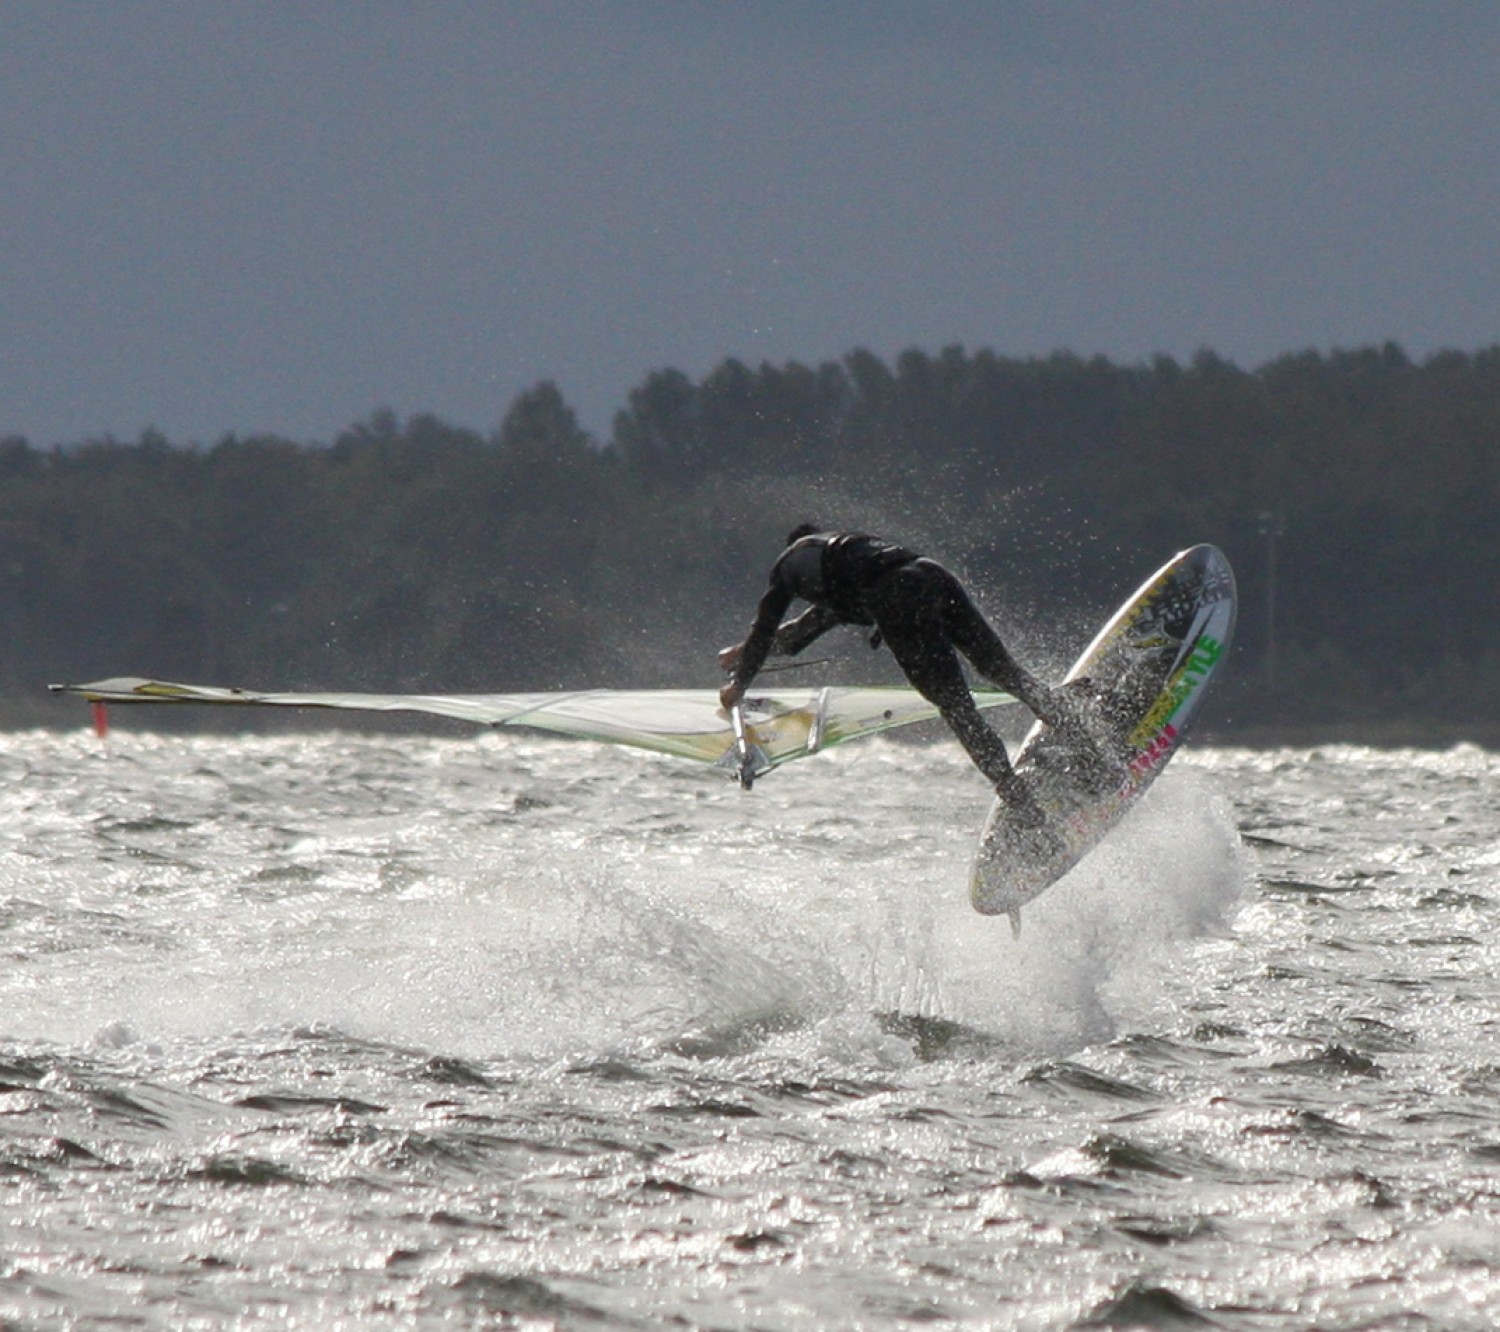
[1,726,1497,1328]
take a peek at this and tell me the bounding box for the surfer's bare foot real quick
[1041,679,1103,734]
[1064,677,1136,738]
[1071,752,1124,797]
[995,786,1063,859]
[1046,680,1126,757]
[995,777,1048,829]
[1012,818,1063,860]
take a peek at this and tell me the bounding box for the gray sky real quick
[3,1,1497,446]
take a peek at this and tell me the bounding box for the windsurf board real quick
[969,543,1237,926]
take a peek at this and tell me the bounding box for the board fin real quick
[1008,909,1021,938]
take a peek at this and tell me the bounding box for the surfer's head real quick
[786,522,820,546]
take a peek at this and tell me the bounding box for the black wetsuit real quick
[726,532,1061,800]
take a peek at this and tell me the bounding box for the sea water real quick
[0,728,1496,1328]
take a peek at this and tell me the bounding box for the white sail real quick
[49,677,1014,779]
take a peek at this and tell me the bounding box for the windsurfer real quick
[719,525,1100,826]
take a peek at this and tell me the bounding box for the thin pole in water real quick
[1257,510,1286,690]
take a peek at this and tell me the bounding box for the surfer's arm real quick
[720,581,794,707]
[770,604,840,656]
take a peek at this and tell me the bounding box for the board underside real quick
[969,544,1237,918]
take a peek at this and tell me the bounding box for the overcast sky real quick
[3,1,1497,446]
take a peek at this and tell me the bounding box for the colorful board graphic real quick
[970,544,1237,926]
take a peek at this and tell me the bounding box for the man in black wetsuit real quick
[719,525,1091,825]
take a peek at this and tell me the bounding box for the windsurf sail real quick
[48,677,1015,782]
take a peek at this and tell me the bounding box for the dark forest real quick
[6,342,1497,742]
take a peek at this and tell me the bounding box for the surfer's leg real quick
[869,568,1045,823]
[928,565,1057,719]
[933,564,1119,790]
[940,703,1048,825]
[936,569,1097,728]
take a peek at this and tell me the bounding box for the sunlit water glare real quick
[1,729,1496,1328]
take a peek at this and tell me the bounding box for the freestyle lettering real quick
[1127,634,1224,747]
[1185,634,1224,677]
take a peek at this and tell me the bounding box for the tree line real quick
[4,342,1496,740]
